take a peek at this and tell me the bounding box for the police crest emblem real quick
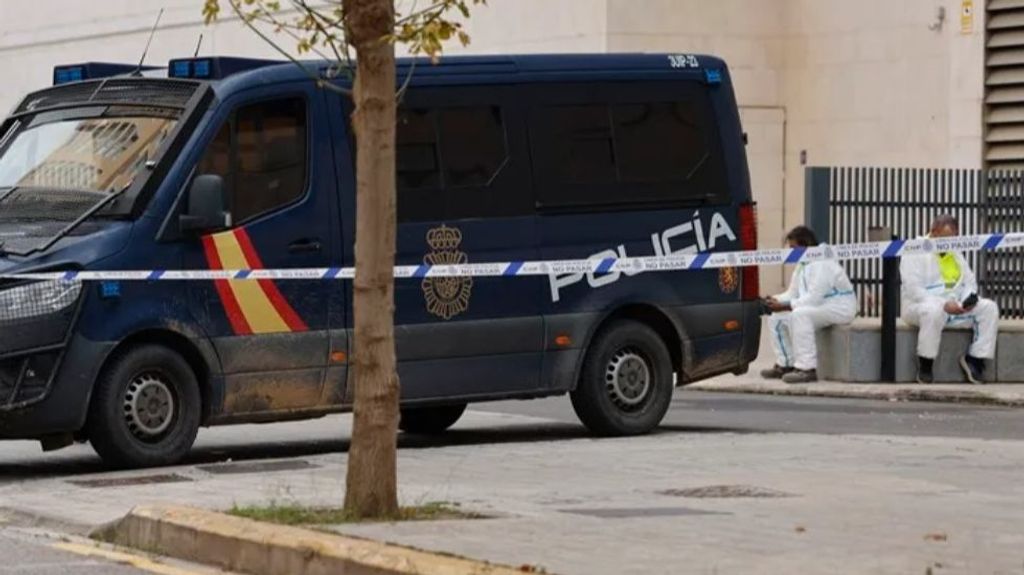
[422,225,473,320]
[718,267,739,294]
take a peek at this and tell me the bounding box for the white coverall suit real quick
[768,259,857,371]
[900,248,998,360]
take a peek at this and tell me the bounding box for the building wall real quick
[781,0,986,256]
[0,1,288,114]
[0,0,988,163]
[0,0,987,293]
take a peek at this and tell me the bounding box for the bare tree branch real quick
[226,0,351,96]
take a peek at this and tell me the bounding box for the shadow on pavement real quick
[0,421,749,483]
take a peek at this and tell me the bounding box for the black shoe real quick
[782,369,818,384]
[960,355,985,385]
[760,365,794,380]
[917,357,934,384]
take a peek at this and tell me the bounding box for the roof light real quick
[170,60,192,79]
[193,59,212,78]
[166,57,279,80]
[52,62,159,85]
[704,68,722,85]
[54,66,85,85]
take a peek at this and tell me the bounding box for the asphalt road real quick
[491,391,1024,440]
[0,529,150,575]
[2,391,1022,481]
[1,390,1022,573]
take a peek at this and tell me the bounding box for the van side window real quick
[396,108,440,190]
[439,107,506,187]
[545,105,616,185]
[196,98,308,224]
[396,104,511,222]
[531,85,726,210]
[613,102,705,184]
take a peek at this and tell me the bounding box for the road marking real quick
[52,542,206,575]
[0,560,108,572]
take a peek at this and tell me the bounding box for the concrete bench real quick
[816,318,1024,383]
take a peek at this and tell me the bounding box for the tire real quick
[399,403,467,434]
[86,345,201,469]
[571,320,674,436]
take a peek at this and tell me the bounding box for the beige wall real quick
[781,0,985,254]
[605,0,787,108]
[0,1,292,114]
[0,0,987,279]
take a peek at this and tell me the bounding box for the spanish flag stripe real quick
[232,229,308,332]
[201,235,252,336]
[210,232,291,334]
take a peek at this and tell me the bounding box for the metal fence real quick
[804,167,1024,319]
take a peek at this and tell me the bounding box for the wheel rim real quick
[123,372,176,440]
[605,347,652,411]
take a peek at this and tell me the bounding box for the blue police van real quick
[0,54,760,468]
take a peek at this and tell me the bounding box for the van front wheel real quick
[87,345,201,469]
[571,320,674,436]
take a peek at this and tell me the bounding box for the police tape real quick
[1,232,1021,282]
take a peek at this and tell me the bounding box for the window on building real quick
[196,98,308,224]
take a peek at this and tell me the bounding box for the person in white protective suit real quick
[900,214,998,384]
[761,226,857,383]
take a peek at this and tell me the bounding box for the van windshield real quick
[0,106,179,198]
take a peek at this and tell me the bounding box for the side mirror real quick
[180,175,231,233]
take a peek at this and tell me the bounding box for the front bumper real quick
[0,287,113,439]
[0,333,113,439]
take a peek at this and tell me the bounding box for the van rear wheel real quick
[571,320,673,436]
[87,345,201,469]
[399,403,467,434]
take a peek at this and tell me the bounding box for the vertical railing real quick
[805,167,1022,319]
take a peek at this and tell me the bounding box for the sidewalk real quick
[3,410,1024,574]
[689,319,1024,407]
[687,377,1024,407]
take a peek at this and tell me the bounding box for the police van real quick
[0,54,760,467]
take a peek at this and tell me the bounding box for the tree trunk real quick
[343,0,400,519]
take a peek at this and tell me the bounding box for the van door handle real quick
[288,238,322,254]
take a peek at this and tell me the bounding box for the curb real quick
[684,381,1024,408]
[90,505,537,575]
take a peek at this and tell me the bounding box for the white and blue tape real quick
[4,232,1022,282]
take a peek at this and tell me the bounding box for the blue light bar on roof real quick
[167,57,279,80]
[54,66,85,85]
[704,68,723,85]
[171,60,192,79]
[52,62,158,85]
[193,59,212,78]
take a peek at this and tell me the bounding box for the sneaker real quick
[760,365,794,380]
[782,369,818,384]
[959,355,985,385]
[917,357,934,385]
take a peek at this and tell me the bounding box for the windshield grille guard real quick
[14,78,202,115]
